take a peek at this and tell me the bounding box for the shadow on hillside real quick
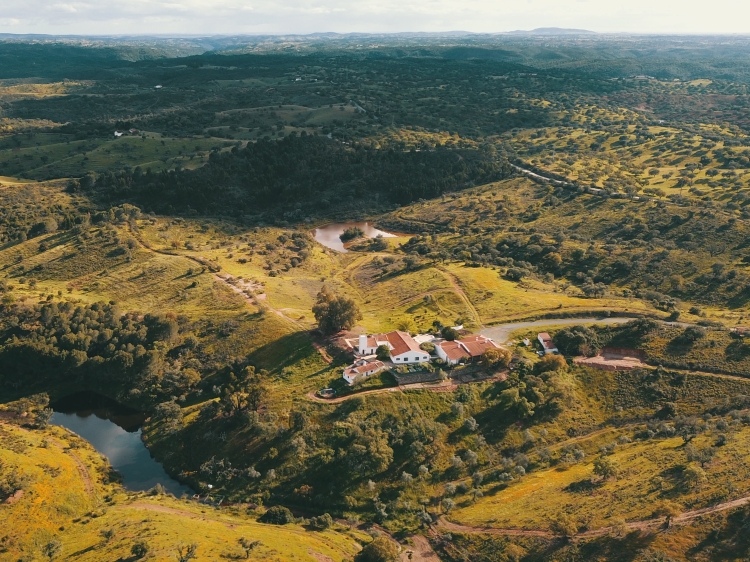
[571,532,658,562]
[687,506,750,560]
[724,340,750,362]
[247,330,331,377]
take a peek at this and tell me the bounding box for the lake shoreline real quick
[312,221,405,252]
[50,391,193,496]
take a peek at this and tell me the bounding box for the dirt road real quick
[436,492,750,538]
[437,267,483,328]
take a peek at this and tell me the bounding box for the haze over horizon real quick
[0,0,749,37]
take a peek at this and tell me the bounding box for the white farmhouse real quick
[357,331,430,364]
[343,359,386,385]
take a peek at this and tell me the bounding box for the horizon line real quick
[2,30,750,39]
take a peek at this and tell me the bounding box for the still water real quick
[50,392,192,496]
[312,221,399,252]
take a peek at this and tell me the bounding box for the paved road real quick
[480,317,637,344]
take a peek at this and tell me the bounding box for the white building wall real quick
[390,352,430,364]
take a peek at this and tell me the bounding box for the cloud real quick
[0,0,748,35]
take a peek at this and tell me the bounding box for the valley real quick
[2,33,750,562]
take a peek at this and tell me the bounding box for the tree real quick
[534,354,567,374]
[441,326,459,341]
[550,513,578,538]
[354,537,400,562]
[340,227,364,241]
[131,541,149,559]
[260,505,295,524]
[464,417,478,432]
[593,456,620,480]
[312,286,362,334]
[310,513,334,529]
[685,444,715,467]
[504,544,527,562]
[34,407,53,428]
[499,387,535,419]
[43,540,63,559]
[482,347,512,369]
[554,325,600,356]
[176,543,199,562]
[542,252,563,270]
[376,344,391,361]
[683,465,707,489]
[238,538,261,558]
[653,501,682,527]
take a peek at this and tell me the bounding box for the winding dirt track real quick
[50,433,96,499]
[435,493,750,538]
[436,267,483,328]
[401,534,440,561]
[121,502,238,527]
[126,223,340,364]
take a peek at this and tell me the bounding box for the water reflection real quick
[312,221,399,252]
[51,392,192,496]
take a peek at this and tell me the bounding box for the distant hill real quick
[506,27,596,35]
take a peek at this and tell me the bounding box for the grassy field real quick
[0,422,368,561]
[449,430,750,530]
[509,106,750,203]
[443,263,653,325]
[0,134,235,179]
[441,365,750,533]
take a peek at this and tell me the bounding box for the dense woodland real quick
[0,300,201,404]
[86,136,511,217]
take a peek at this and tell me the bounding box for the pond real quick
[50,392,192,496]
[312,221,400,253]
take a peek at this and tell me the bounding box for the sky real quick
[0,0,749,36]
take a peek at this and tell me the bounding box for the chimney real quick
[358,334,367,354]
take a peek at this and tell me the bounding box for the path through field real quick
[437,267,483,328]
[435,492,750,538]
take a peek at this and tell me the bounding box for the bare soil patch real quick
[574,347,645,371]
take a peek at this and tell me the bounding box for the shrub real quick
[131,541,149,559]
[259,505,295,525]
[441,326,459,341]
[340,227,364,241]
[554,325,601,356]
[309,513,334,529]
[355,537,400,562]
[534,354,567,374]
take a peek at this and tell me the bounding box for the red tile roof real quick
[461,338,499,358]
[439,341,471,361]
[345,360,385,376]
[386,330,421,357]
